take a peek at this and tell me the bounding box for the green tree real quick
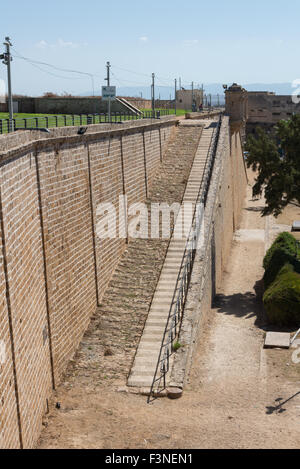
[245,114,300,216]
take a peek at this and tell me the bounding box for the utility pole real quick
[191,81,194,111]
[0,37,13,132]
[151,73,155,117]
[105,61,111,122]
[174,78,177,115]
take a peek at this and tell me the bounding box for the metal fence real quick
[203,94,225,108]
[148,115,222,402]
[0,109,173,134]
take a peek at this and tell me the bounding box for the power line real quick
[9,45,206,98]
[112,64,177,85]
[13,56,86,80]
[111,64,151,78]
[12,48,100,78]
[12,48,98,95]
[110,70,149,87]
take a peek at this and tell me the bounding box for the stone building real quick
[176,89,203,111]
[246,91,300,133]
[225,83,248,140]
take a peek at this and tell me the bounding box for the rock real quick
[167,387,183,399]
[117,386,128,394]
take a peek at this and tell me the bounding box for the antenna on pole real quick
[105,61,111,122]
[151,73,155,117]
[175,78,177,116]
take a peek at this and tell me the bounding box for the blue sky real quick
[0,0,299,96]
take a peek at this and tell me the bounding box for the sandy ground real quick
[38,171,300,449]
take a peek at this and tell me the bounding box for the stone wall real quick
[170,117,248,388]
[0,117,177,448]
[122,97,152,109]
[15,97,139,115]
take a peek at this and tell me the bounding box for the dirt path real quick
[38,171,300,449]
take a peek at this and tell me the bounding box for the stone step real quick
[164,254,185,261]
[147,309,169,316]
[151,300,174,309]
[133,358,159,367]
[143,325,166,333]
[128,376,154,387]
[137,343,161,352]
[130,368,157,377]
[163,261,182,267]
[135,349,160,357]
[140,334,164,342]
[146,319,167,327]
[158,273,180,283]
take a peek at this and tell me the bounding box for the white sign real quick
[102,86,116,101]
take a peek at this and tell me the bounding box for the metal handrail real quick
[0,109,173,134]
[148,115,222,402]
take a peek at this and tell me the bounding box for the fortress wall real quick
[0,117,176,448]
[0,152,53,449]
[144,128,161,190]
[89,137,126,301]
[37,143,97,385]
[0,213,20,449]
[122,132,147,205]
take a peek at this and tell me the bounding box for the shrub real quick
[263,232,300,288]
[263,263,300,326]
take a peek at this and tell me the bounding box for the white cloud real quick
[36,40,48,49]
[183,39,199,46]
[35,39,81,49]
[57,38,78,48]
[139,36,148,42]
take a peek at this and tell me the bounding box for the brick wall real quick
[0,118,176,448]
[0,153,53,448]
[15,96,145,115]
[0,210,20,448]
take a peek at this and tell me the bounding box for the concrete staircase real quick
[128,120,216,388]
[73,124,203,386]
[116,97,143,115]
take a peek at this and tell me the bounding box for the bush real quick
[263,263,300,326]
[263,232,300,288]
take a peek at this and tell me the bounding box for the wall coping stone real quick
[0,116,178,166]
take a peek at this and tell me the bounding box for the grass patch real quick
[0,110,177,134]
[172,341,182,352]
[141,108,189,116]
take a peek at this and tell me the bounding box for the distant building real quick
[247,91,300,133]
[176,89,203,111]
[225,85,300,135]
